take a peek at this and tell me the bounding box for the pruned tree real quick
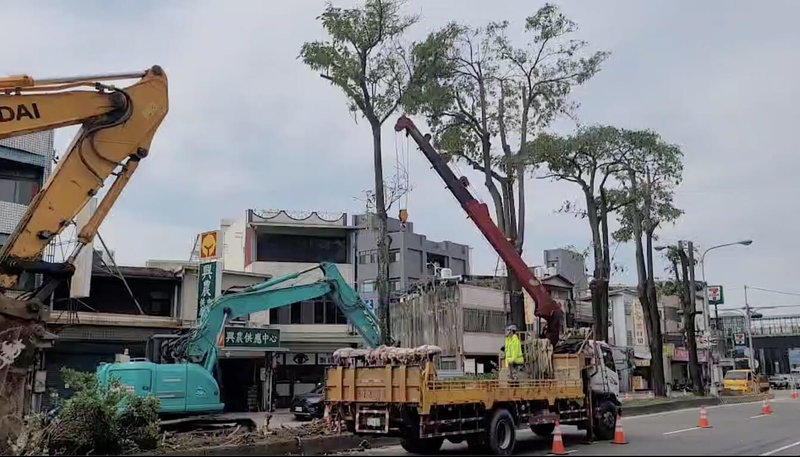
[612,129,684,396]
[405,4,607,330]
[664,245,704,396]
[526,126,630,342]
[300,0,419,344]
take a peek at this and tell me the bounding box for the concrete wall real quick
[544,248,588,292]
[220,214,247,271]
[180,268,272,326]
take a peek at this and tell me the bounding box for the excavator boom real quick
[0,66,168,290]
[394,115,563,344]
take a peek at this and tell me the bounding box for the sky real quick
[4,0,800,315]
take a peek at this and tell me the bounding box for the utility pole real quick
[744,285,756,372]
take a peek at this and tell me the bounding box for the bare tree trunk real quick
[585,193,607,342]
[371,122,391,345]
[645,231,665,396]
[678,248,703,395]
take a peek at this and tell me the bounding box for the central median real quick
[623,392,774,416]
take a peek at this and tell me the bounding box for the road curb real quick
[623,393,774,416]
[161,433,400,456]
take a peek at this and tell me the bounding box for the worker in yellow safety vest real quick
[502,324,524,368]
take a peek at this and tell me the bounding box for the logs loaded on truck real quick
[324,336,621,456]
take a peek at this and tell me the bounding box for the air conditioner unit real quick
[439,267,453,278]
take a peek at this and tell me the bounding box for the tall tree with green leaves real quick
[612,129,683,396]
[526,126,630,342]
[300,0,418,344]
[405,4,607,331]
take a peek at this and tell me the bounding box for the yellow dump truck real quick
[324,340,621,455]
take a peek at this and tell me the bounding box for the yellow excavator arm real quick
[0,66,168,294]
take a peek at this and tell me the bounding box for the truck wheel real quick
[400,437,443,455]
[593,400,617,441]
[531,423,555,437]
[486,408,516,455]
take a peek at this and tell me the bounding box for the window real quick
[291,302,302,324]
[0,159,41,205]
[602,348,616,372]
[389,279,400,292]
[325,300,346,324]
[270,308,278,323]
[362,281,375,293]
[358,250,374,264]
[626,331,633,346]
[256,232,348,263]
[389,250,400,263]
[314,301,325,323]
[463,308,507,334]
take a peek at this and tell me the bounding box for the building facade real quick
[0,132,54,247]
[219,209,363,407]
[352,214,470,305]
[392,278,508,375]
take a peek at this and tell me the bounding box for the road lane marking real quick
[663,426,700,435]
[749,414,770,419]
[760,440,800,456]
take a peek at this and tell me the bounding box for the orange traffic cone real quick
[698,405,711,428]
[612,415,628,445]
[551,421,566,455]
[791,385,799,400]
[624,392,630,402]
[761,397,772,415]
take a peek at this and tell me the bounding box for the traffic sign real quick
[707,285,724,305]
[734,333,746,345]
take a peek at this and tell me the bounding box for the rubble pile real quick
[159,419,336,454]
[333,345,442,367]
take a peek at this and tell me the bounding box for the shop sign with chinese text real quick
[221,327,280,348]
[197,260,222,318]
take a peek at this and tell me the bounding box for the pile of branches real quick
[8,368,160,456]
[333,345,442,367]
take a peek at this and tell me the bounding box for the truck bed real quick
[325,361,585,415]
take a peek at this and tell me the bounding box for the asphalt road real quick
[344,391,800,456]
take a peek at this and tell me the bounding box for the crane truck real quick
[96,262,381,415]
[322,116,621,455]
[0,67,168,441]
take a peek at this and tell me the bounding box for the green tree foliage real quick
[611,129,684,396]
[406,4,607,330]
[9,368,160,455]
[525,126,630,342]
[300,0,419,343]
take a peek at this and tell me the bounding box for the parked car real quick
[290,383,324,420]
[769,374,792,389]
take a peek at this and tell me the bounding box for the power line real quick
[746,286,800,297]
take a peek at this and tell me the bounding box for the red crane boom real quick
[395,115,563,345]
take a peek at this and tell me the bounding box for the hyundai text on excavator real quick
[0,67,168,439]
[321,116,621,455]
[96,262,381,415]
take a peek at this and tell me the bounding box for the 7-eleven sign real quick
[707,285,724,305]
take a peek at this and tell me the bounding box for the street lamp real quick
[700,240,752,395]
[655,240,753,396]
